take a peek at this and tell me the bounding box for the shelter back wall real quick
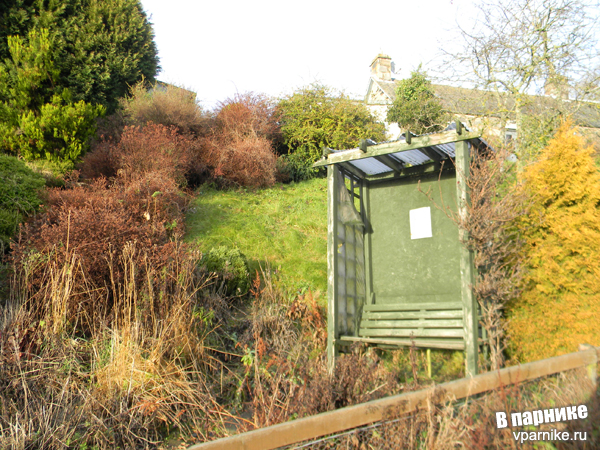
[368,172,461,304]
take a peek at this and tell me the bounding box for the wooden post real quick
[578,343,598,389]
[455,120,463,135]
[361,180,374,306]
[427,349,432,378]
[359,139,368,152]
[482,322,489,364]
[455,140,478,376]
[327,165,340,374]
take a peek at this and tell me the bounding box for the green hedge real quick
[0,154,45,251]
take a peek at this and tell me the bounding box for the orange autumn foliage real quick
[507,121,600,361]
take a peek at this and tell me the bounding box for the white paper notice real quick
[409,207,432,240]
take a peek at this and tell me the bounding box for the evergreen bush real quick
[0,29,104,166]
[0,154,45,251]
[275,153,318,183]
[277,84,386,165]
[507,121,600,361]
[200,246,250,296]
[386,68,448,135]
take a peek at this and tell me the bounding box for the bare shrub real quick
[200,92,281,188]
[83,84,211,186]
[117,124,196,185]
[214,92,281,143]
[1,108,235,448]
[290,347,402,417]
[89,89,281,189]
[121,81,209,136]
[11,168,188,335]
[80,124,204,186]
[203,136,277,188]
[78,139,119,180]
[463,149,528,370]
[94,111,127,143]
[421,148,527,370]
[234,270,400,430]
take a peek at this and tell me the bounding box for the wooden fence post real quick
[578,343,598,390]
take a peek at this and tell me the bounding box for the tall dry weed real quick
[0,242,232,449]
[1,127,236,447]
[11,178,187,331]
[234,269,401,431]
[420,147,528,370]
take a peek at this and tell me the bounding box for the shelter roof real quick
[313,124,492,181]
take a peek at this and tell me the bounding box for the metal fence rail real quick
[188,345,599,450]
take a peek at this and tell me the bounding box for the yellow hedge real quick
[507,122,600,362]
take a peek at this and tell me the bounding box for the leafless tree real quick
[421,148,528,370]
[463,149,529,370]
[441,0,600,158]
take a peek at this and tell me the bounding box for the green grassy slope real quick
[185,178,328,296]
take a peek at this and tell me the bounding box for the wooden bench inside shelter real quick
[339,301,466,350]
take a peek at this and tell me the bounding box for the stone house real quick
[365,54,600,149]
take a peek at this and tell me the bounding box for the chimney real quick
[370,53,392,81]
[544,74,569,99]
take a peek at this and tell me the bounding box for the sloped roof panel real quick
[435,142,456,158]
[349,157,393,176]
[317,126,491,179]
[392,149,431,166]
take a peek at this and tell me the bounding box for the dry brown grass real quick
[3,243,597,450]
[10,178,187,334]
[214,266,599,449]
[0,124,235,448]
[0,242,232,449]
[229,269,403,432]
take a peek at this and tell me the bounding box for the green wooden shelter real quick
[313,124,491,376]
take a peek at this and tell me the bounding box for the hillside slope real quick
[185,178,328,295]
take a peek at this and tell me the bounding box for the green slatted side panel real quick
[335,174,366,337]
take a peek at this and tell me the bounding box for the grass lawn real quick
[185,178,328,298]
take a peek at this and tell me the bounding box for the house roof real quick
[152,81,197,102]
[366,78,600,129]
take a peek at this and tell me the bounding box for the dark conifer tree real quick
[0,0,159,114]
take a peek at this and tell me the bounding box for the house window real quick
[505,123,517,146]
